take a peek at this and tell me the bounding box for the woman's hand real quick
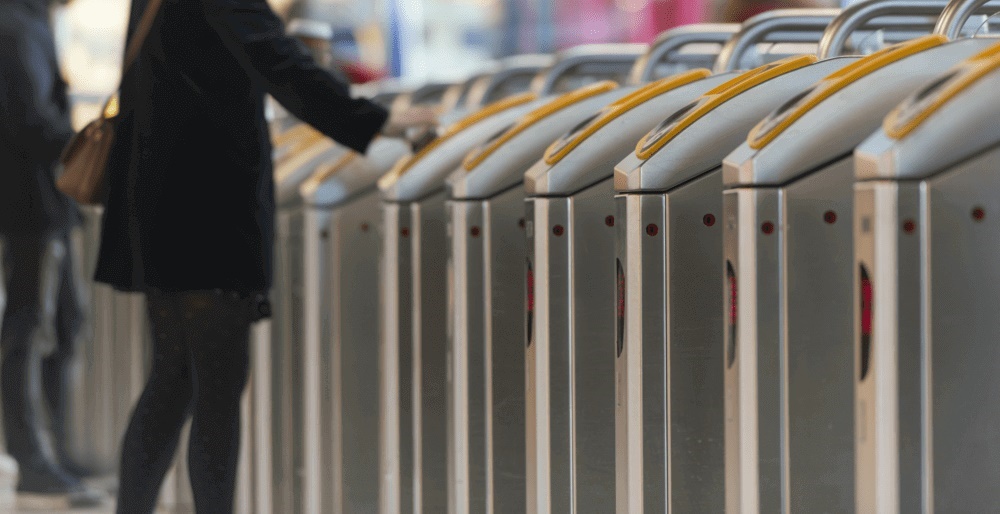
[381,105,439,138]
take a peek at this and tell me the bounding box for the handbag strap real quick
[120,0,165,86]
[101,0,163,117]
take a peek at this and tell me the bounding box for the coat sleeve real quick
[199,0,389,154]
[0,25,74,164]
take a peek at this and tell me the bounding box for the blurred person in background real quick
[717,0,831,22]
[95,0,436,512]
[271,17,386,128]
[0,0,105,507]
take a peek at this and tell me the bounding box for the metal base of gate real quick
[446,185,527,513]
[526,177,617,513]
[615,168,725,514]
[301,190,383,514]
[855,142,1000,512]
[380,192,449,514]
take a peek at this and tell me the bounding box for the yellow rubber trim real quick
[748,35,946,150]
[884,40,1000,139]
[275,129,327,168]
[635,55,817,160]
[462,81,619,171]
[274,123,319,148]
[381,92,538,185]
[301,152,359,192]
[542,69,713,165]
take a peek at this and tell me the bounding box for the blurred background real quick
[54,0,856,112]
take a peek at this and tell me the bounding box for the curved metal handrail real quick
[819,0,960,58]
[713,8,842,72]
[629,23,740,84]
[935,0,1000,38]
[533,43,647,95]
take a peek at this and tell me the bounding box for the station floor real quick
[12,496,186,513]
[10,477,187,513]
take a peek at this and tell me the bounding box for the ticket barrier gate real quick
[271,135,355,513]
[295,138,412,514]
[853,38,1000,514]
[443,23,744,514]
[520,64,754,512]
[613,47,857,514]
[721,10,995,510]
[443,81,630,513]
[378,94,547,514]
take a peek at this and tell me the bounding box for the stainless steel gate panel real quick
[272,207,306,514]
[445,81,632,513]
[525,178,618,514]
[524,195,571,514]
[446,199,487,513]
[612,54,855,514]
[300,139,410,514]
[482,186,529,514]
[921,147,1000,511]
[329,190,385,514]
[380,202,415,514]
[725,36,989,512]
[613,168,726,514]
[411,191,450,514]
[380,92,548,514]
[721,188,781,514]
[850,43,1000,512]
[521,66,740,514]
[852,181,924,514]
[716,35,997,514]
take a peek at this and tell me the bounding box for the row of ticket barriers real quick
[48,0,1000,511]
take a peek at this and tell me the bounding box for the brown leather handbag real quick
[57,0,163,205]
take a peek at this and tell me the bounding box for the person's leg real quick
[0,235,64,479]
[180,291,252,513]
[42,230,85,475]
[115,291,196,514]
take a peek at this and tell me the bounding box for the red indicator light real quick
[703,214,716,227]
[471,226,480,237]
[401,228,410,238]
[361,223,369,232]
[553,225,564,236]
[824,211,837,224]
[902,220,915,234]
[605,215,615,227]
[761,221,775,234]
[973,207,985,222]
[646,224,658,236]
[859,265,873,381]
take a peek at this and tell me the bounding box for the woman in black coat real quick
[98,0,434,511]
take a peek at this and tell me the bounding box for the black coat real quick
[94,0,388,293]
[0,0,78,236]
